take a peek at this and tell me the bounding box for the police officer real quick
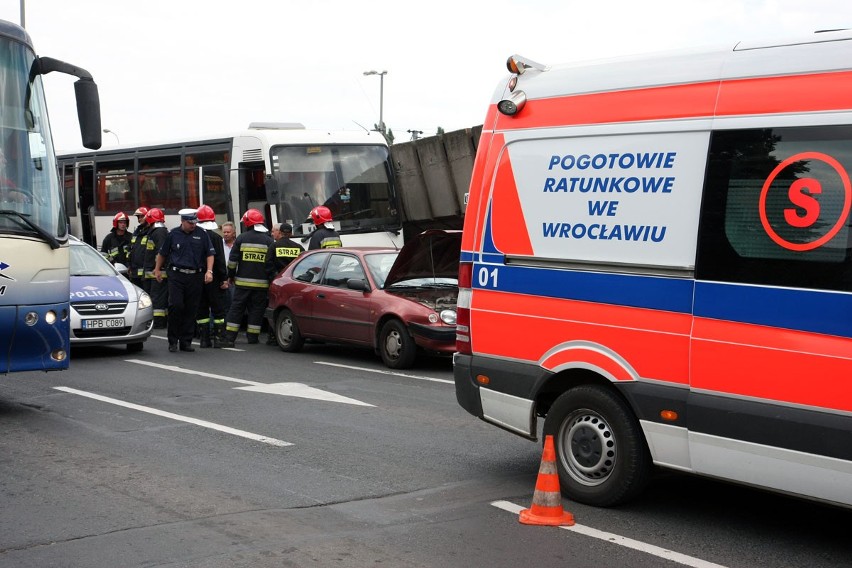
[101,212,132,266]
[219,209,273,347]
[307,205,342,250]
[127,206,149,288]
[263,222,303,345]
[195,204,229,348]
[154,208,215,353]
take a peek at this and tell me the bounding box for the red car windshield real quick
[363,252,398,288]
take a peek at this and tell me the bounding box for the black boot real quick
[217,330,235,348]
[212,324,225,348]
[246,334,259,345]
[199,327,212,348]
[179,341,195,352]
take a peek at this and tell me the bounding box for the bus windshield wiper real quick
[0,210,61,249]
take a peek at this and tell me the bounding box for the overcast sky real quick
[1,0,849,152]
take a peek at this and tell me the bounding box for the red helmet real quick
[241,208,265,228]
[310,205,333,225]
[133,206,148,217]
[145,207,165,224]
[197,204,215,222]
[112,212,129,228]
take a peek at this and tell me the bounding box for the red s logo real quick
[783,178,821,228]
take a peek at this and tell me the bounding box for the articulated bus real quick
[454,31,852,508]
[57,124,405,249]
[0,19,101,374]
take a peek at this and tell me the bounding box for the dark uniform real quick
[220,227,273,346]
[195,228,228,347]
[144,223,169,328]
[265,235,303,280]
[127,222,149,288]
[101,228,131,266]
[307,226,342,250]
[157,223,215,351]
[264,227,303,345]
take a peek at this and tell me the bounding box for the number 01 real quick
[477,267,498,287]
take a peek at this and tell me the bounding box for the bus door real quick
[75,161,95,244]
[237,162,269,230]
[198,164,230,224]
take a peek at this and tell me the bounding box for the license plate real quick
[82,318,125,329]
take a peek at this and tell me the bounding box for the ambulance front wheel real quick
[543,385,652,507]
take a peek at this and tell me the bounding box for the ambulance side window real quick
[696,125,852,292]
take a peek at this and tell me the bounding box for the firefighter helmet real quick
[145,207,165,224]
[241,208,265,228]
[310,205,333,225]
[196,204,215,222]
[112,212,129,228]
[133,206,148,217]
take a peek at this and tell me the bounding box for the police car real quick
[69,236,153,352]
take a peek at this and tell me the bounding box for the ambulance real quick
[453,30,852,507]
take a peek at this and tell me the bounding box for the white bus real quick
[58,123,404,248]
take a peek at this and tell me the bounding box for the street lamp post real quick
[103,128,119,145]
[363,70,387,132]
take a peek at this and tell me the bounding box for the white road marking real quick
[53,387,292,447]
[491,501,729,568]
[125,360,374,406]
[127,359,259,385]
[236,383,374,406]
[315,361,454,384]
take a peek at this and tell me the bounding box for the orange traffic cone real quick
[519,434,575,526]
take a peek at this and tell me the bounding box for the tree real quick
[374,123,394,145]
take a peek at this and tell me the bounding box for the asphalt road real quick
[1,333,850,567]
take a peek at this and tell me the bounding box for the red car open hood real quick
[383,230,462,288]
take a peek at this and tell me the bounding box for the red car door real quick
[310,253,374,345]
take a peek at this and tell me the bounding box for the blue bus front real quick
[0,20,72,373]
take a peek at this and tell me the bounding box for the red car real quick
[265,230,461,369]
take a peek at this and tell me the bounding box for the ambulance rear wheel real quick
[544,385,652,507]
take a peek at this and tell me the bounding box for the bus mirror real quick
[31,57,102,150]
[264,177,280,202]
[74,79,102,150]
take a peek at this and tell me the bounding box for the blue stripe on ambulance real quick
[695,281,852,339]
[471,264,852,340]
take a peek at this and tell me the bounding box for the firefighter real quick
[143,207,169,328]
[307,205,342,250]
[127,206,149,288]
[218,209,273,347]
[264,222,303,345]
[194,204,229,348]
[265,222,303,281]
[101,211,131,266]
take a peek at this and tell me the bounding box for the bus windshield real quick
[0,34,64,240]
[270,144,399,238]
